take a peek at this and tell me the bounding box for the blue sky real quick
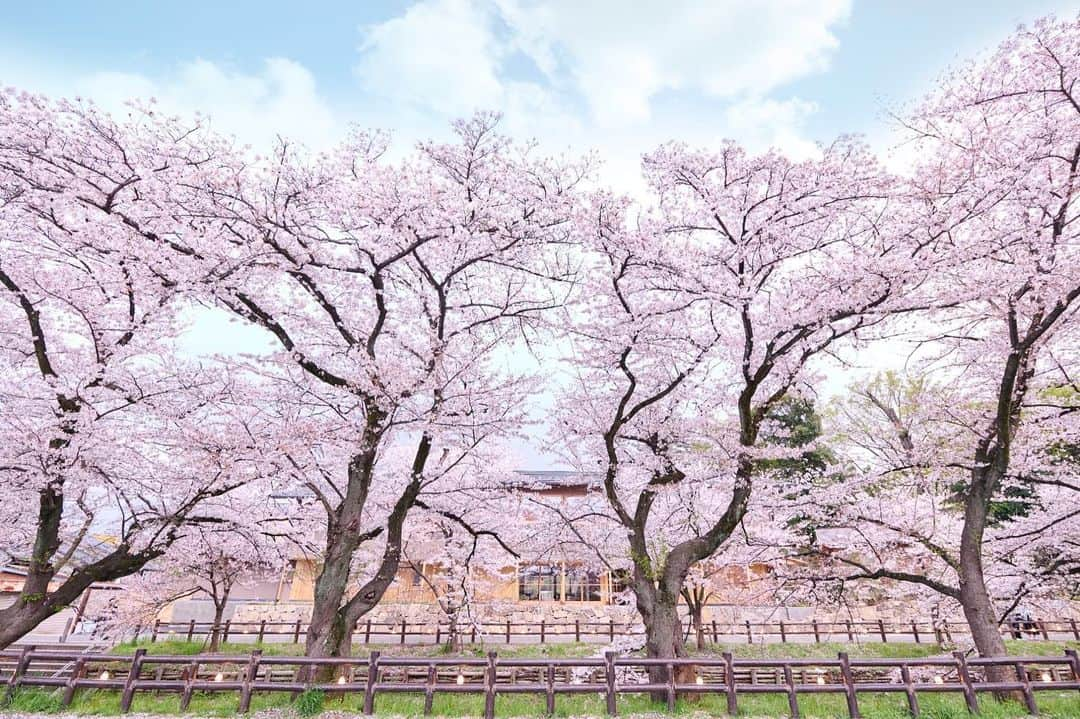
[2,1,1075,467]
[3,1,1075,186]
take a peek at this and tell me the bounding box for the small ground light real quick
[337,676,347,685]
[214,672,224,682]
[696,676,703,685]
[456,673,465,685]
[99,671,110,681]
[933,675,944,685]
[816,674,826,685]
[1040,671,1052,682]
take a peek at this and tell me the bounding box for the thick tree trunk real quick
[0,491,157,650]
[640,598,695,703]
[305,436,428,676]
[958,468,1011,689]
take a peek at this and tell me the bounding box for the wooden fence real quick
[2,647,1078,718]
[141,615,1080,646]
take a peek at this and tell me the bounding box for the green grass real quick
[8,685,1080,717]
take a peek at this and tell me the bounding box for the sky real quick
[4,0,1074,181]
[2,0,1075,466]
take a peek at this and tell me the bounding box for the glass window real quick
[518,565,560,601]
[564,568,602,602]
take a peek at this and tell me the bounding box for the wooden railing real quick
[140,615,1080,646]
[2,647,1078,718]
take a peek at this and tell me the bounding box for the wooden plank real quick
[423,663,436,715]
[899,664,919,717]
[604,651,617,716]
[782,663,800,719]
[722,651,738,716]
[837,652,860,719]
[61,657,87,709]
[952,651,979,714]
[238,650,263,714]
[363,651,380,715]
[484,652,497,719]
[4,645,34,705]
[1012,660,1037,715]
[120,648,147,713]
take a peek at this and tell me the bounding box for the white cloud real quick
[496,0,851,126]
[355,0,511,116]
[723,96,822,160]
[349,0,846,190]
[1,56,339,151]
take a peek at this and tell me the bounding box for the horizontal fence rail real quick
[138,615,1080,646]
[2,647,1078,718]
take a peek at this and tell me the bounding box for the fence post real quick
[435,624,442,645]
[4,645,34,705]
[723,651,737,716]
[575,619,581,642]
[59,616,73,644]
[745,620,753,644]
[604,651,617,716]
[120,647,147,713]
[782,663,800,719]
[400,620,407,645]
[363,619,371,645]
[812,620,821,644]
[151,620,160,643]
[506,619,511,644]
[472,625,477,643]
[712,619,718,643]
[545,663,556,715]
[845,620,854,642]
[1012,661,1037,715]
[877,620,887,643]
[609,619,615,642]
[238,649,263,714]
[899,664,919,717]
[292,619,301,644]
[1065,649,1080,693]
[911,621,920,644]
[484,651,497,719]
[665,661,676,712]
[186,619,195,642]
[257,620,267,644]
[1037,620,1049,641]
[222,619,231,644]
[61,657,88,708]
[179,659,200,711]
[363,650,381,714]
[424,663,436,715]
[779,621,787,643]
[540,620,546,644]
[952,651,979,714]
[1069,619,1080,641]
[838,652,860,719]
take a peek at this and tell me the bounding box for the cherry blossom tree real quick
[112,517,283,651]
[187,114,589,662]
[779,16,1080,665]
[546,136,923,684]
[400,494,523,652]
[0,93,281,648]
[781,371,1079,660]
